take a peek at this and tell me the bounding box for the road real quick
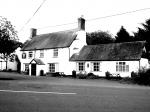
[0,72,150,112]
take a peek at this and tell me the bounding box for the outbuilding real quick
[70,41,149,77]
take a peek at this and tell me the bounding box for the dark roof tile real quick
[21,29,77,51]
[70,41,146,61]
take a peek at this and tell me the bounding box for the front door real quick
[31,64,36,76]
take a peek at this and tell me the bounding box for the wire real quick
[37,22,77,29]
[19,0,47,32]
[87,7,150,21]
[37,7,150,30]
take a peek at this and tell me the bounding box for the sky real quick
[0,0,150,42]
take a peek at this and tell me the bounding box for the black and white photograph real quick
[0,0,150,112]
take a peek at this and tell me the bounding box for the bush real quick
[2,69,7,72]
[132,69,150,85]
[131,71,138,78]
[46,72,60,77]
[8,69,12,72]
[87,73,100,79]
[77,73,87,79]
[105,71,111,79]
[76,72,100,79]
[87,73,94,76]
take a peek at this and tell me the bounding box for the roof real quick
[30,58,45,65]
[21,29,78,51]
[70,41,146,61]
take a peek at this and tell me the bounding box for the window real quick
[53,49,58,57]
[22,52,26,59]
[116,62,129,72]
[24,64,29,72]
[49,63,56,72]
[77,62,85,71]
[9,54,15,62]
[28,51,33,58]
[92,62,100,71]
[40,50,44,58]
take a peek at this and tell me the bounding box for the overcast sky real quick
[0,0,150,42]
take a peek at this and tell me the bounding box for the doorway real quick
[31,64,36,76]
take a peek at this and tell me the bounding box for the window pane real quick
[93,62,100,71]
[123,65,125,72]
[40,50,44,58]
[116,65,118,72]
[116,62,129,72]
[24,64,29,72]
[126,65,129,72]
[22,53,26,59]
[119,65,122,72]
[119,62,122,65]
[78,62,85,71]
[29,51,33,58]
[49,63,55,72]
[53,49,58,57]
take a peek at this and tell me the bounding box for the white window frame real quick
[49,63,59,73]
[116,62,129,72]
[40,50,44,58]
[53,49,58,57]
[77,62,85,71]
[24,63,29,72]
[28,51,33,58]
[92,62,100,72]
[22,52,26,59]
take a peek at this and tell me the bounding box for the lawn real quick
[0,72,150,112]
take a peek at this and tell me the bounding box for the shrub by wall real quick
[131,69,150,85]
[76,73,100,79]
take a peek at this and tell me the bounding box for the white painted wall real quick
[7,61,17,71]
[20,50,34,72]
[70,30,86,56]
[19,30,86,76]
[20,48,74,76]
[74,59,149,77]
[29,64,45,76]
[0,56,18,71]
[140,58,150,69]
[0,61,6,70]
[36,65,45,76]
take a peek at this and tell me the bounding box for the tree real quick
[134,18,150,59]
[0,16,19,70]
[86,30,114,45]
[133,28,145,41]
[115,26,133,43]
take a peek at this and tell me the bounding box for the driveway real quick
[0,72,150,112]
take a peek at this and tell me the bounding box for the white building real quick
[20,17,86,76]
[0,53,20,71]
[70,41,150,77]
[20,17,149,77]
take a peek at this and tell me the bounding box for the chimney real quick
[78,16,85,30]
[30,28,37,39]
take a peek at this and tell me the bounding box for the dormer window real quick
[53,49,58,57]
